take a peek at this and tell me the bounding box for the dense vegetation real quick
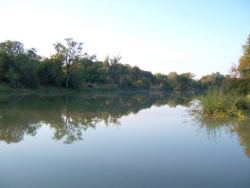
[0,35,249,96]
[193,34,250,119]
[192,90,250,120]
[190,33,250,153]
[0,34,249,153]
[0,38,230,92]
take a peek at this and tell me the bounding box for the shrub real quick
[198,90,249,119]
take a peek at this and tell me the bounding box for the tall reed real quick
[198,90,249,120]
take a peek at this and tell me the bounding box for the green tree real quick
[0,41,40,88]
[0,41,25,82]
[0,40,24,56]
[154,73,173,91]
[38,58,64,87]
[17,53,40,88]
[6,68,20,88]
[54,38,83,88]
[238,34,250,79]
[200,72,224,89]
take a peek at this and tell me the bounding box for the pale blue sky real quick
[0,0,249,77]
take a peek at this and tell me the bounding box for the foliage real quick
[238,35,250,79]
[38,58,64,87]
[154,73,173,91]
[199,72,225,89]
[54,38,83,88]
[222,77,250,95]
[194,90,250,120]
[0,41,40,88]
[1,36,250,93]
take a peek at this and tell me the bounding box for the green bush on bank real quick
[198,90,250,120]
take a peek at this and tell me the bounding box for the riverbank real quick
[192,90,250,121]
[0,82,130,96]
[0,82,201,97]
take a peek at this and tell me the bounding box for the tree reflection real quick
[234,121,250,157]
[0,92,192,144]
[190,102,250,158]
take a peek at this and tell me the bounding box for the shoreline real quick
[0,83,201,97]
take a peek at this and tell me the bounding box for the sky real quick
[0,0,249,77]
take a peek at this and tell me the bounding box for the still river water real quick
[0,93,249,188]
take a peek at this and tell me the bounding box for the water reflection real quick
[190,102,250,157]
[0,93,192,144]
[1,93,249,158]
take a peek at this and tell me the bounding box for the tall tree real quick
[0,40,24,56]
[238,35,250,79]
[54,38,83,88]
[0,40,40,88]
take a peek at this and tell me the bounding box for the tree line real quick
[0,35,249,92]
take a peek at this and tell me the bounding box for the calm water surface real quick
[0,93,249,188]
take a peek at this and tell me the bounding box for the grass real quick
[195,90,250,120]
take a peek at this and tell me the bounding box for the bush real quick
[38,59,64,87]
[236,97,250,110]
[198,90,249,119]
